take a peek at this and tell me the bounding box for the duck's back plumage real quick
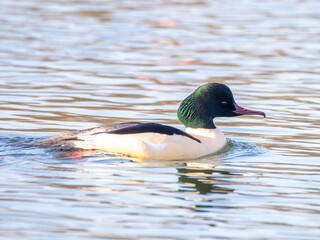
[33,122,199,146]
[90,122,201,143]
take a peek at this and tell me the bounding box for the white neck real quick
[186,127,222,137]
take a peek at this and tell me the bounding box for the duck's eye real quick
[221,101,228,105]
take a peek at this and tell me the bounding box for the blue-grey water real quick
[1,0,320,239]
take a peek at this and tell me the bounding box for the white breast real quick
[186,127,228,156]
[72,128,227,160]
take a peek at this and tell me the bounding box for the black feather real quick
[93,122,201,143]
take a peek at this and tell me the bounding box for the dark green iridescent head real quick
[177,83,265,129]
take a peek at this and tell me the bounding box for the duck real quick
[32,83,265,160]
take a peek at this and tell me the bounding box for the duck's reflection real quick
[53,149,235,196]
[177,163,234,195]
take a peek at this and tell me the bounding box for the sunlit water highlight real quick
[1,0,320,239]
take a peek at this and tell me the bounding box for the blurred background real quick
[0,0,320,239]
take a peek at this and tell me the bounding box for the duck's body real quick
[33,83,265,160]
[80,128,227,160]
[33,122,227,160]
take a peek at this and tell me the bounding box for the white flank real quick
[71,128,227,160]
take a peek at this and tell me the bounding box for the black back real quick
[93,122,201,143]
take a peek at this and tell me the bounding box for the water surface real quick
[1,0,320,239]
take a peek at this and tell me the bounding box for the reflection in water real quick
[2,134,320,239]
[178,167,234,195]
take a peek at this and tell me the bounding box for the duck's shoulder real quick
[92,122,201,143]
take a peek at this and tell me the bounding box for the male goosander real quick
[33,83,265,160]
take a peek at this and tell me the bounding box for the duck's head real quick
[177,83,265,129]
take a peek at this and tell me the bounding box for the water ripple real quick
[1,0,320,239]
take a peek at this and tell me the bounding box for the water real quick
[1,0,320,239]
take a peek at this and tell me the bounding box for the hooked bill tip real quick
[233,103,266,118]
